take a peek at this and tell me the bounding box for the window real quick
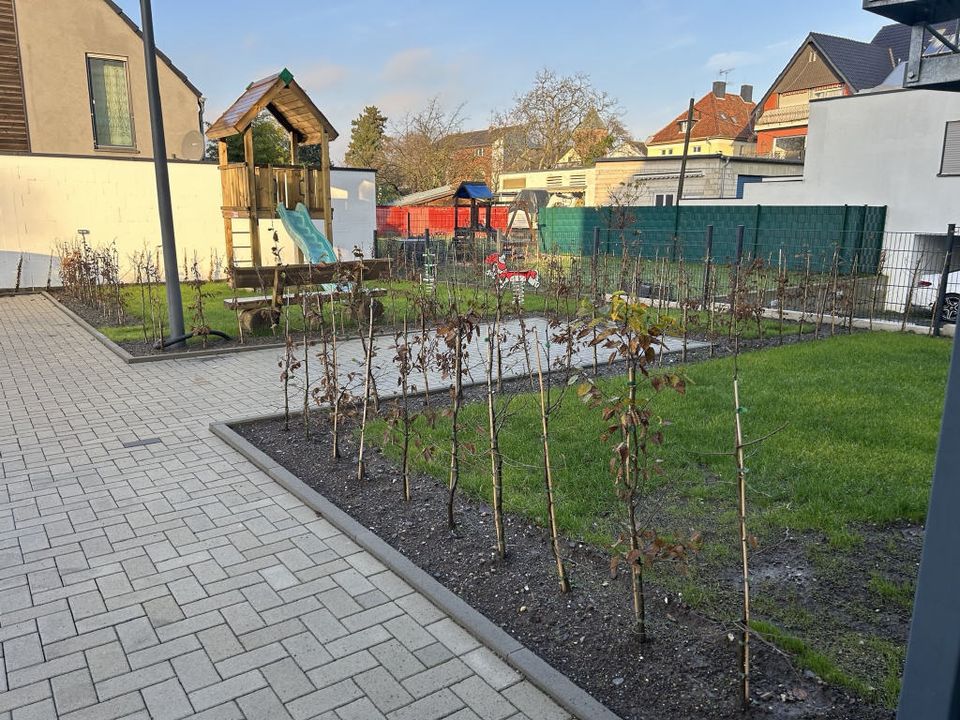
[693,145,702,153]
[655,193,674,207]
[87,55,135,149]
[772,135,806,160]
[941,120,960,175]
[474,147,485,157]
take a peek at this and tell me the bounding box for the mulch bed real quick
[236,359,894,720]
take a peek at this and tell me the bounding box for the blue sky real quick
[115,0,891,160]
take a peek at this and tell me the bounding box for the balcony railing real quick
[219,163,327,215]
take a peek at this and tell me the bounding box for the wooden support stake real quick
[244,128,262,267]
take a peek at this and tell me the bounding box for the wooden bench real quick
[224,287,386,312]
[226,259,392,332]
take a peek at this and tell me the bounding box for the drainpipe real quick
[719,156,732,198]
[198,95,206,138]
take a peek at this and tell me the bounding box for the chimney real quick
[713,81,727,98]
[740,84,754,103]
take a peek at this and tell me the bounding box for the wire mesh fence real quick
[375,223,959,334]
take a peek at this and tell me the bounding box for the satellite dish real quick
[180,130,204,161]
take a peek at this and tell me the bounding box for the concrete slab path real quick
[0,294,705,719]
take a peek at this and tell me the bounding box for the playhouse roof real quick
[206,69,339,145]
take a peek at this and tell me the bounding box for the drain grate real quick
[121,437,163,449]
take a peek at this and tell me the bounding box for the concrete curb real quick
[209,418,623,720]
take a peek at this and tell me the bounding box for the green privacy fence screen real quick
[537,205,888,273]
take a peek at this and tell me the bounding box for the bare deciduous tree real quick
[493,69,625,170]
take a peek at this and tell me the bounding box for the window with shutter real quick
[941,121,960,176]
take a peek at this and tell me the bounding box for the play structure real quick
[452,182,496,242]
[206,69,389,328]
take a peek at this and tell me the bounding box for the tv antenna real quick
[718,68,734,82]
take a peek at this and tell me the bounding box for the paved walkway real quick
[0,294,703,720]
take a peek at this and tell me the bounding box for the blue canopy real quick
[454,181,494,201]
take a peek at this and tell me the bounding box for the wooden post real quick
[321,129,334,245]
[289,133,304,264]
[243,128,261,267]
[218,140,235,268]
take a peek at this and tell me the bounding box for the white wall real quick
[0,154,376,287]
[740,89,960,234]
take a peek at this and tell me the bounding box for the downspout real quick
[719,156,732,198]
[198,95,206,137]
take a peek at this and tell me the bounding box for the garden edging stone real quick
[210,417,624,720]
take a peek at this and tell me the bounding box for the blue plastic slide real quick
[276,202,337,264]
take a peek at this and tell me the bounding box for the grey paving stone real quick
[301,607,348,644]
[189,669,267,712]
[287,679,362,720]
[221,602,264,635]
[171,648,222,692]
[59,691,145,720]
[261,657,314,702]
[115,617,159,653]
[95,661,175,700]
[281,631,333,672]
[3,633,43,671]
[197,624,244,663]
[214,642,286,679]
[68,590,107,620]
[37,609,77,645]
[335,697,387,720]
[11,698,57,720]
[425,618,481,656]
[402,659,474,699]
[236,687,292,720]
[96,572,133,599]
[386,688,465,720]
[355,666,414,714]
[0,681,51,715]
[86,640,130,682]
[501,683,570,720]
[370,639,427,681]
[461,648,521,691]
[127,634,200,670]
[6,651,86,689]
[451,677,518,720]
[307,651,379,690]
[143,594,185,627]
[141,678,194,720]
[51,668,97,714]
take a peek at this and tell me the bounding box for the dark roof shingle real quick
[809,33,896,91]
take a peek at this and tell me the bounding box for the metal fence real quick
[374,224,959,333]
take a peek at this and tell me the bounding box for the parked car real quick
[914,270,960,323]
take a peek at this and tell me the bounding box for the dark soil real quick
[237,370,898,720]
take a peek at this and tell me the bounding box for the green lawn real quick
[370,331,951,707]
[97,278,578,344]
[375,331,948,543]
[99,278,811,345]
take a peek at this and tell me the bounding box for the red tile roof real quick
[649,91,756,146]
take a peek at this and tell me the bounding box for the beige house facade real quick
[593,154,804,206]
[1,0,204,159]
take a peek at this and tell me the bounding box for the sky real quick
[114,0,893,161]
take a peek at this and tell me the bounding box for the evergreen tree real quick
[344,106,388,169]
[204,112,289,164]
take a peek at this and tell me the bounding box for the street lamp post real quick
[139,0,185,348]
